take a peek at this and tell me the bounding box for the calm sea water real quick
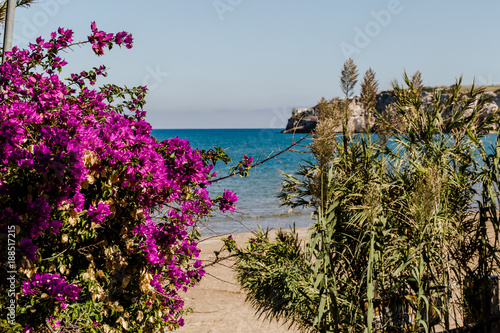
[152,129,314,236]
[151,130,499,236]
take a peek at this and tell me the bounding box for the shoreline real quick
[178,227,311,333]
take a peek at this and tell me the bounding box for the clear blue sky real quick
[9,0,500,129]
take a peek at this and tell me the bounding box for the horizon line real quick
[151,127,286,130]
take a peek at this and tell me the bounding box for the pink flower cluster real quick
[87,202,112,224]
[88,21,133,55]
[0,23,238,330]
[20,238,37,261]
[0,26,214,257]
[243,154,253,167]
[22,273,81,310]
[219,189,238,212]
[235,154,254,174]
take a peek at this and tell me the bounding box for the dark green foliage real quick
[235,71,500,332]
[235,228,317,331]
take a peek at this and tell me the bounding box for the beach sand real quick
[177,224,500,332]
[177,228,310,333]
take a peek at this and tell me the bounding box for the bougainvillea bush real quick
[0,23,238,332]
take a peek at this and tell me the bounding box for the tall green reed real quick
[234,72,500,332]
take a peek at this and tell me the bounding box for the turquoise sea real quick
[152,129,314,236]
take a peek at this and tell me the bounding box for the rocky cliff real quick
[282,90,500,133]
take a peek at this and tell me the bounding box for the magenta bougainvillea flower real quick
[22,273,81,310]
[20,238,38,261]
[87,202,112,224]
[243,154,253,167]
[219,190,238,212]
[0,22,238,331]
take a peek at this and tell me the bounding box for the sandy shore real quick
[176,223,500,332]
[177,228,310,333]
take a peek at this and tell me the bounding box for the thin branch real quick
[45,318,57,333]
[289,149,310,154]
[197,233,228,244]
[202,253,238,269]
[76,240,105,254]
[41,246,70,261]
[203,270,239,285]
[212,133,311,183]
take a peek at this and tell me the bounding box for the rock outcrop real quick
[282,90,500,133]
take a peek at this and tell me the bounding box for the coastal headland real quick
[283,86,500,134]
